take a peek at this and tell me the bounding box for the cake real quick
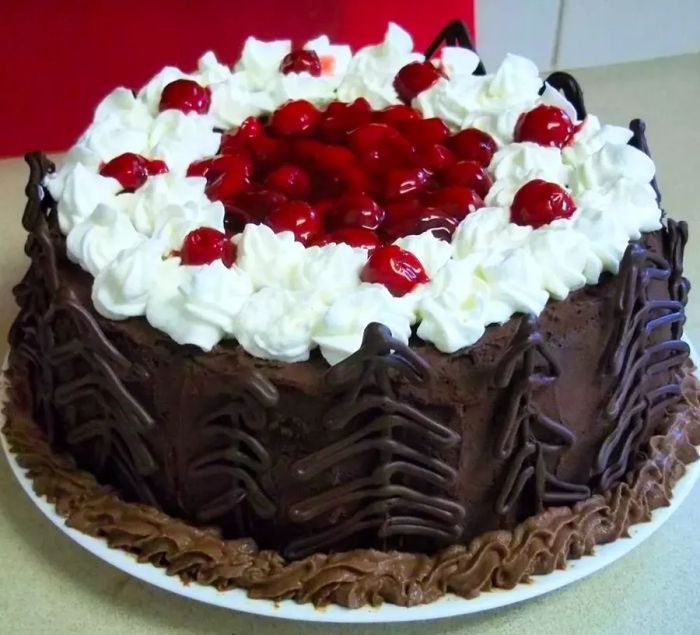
[4,19,699,607]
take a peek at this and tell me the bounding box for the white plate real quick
[2,341,700,624]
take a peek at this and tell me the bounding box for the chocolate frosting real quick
[4,364,699,608]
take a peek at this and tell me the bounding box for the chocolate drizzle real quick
[494,317,590,515]
[424,19,486,75]
[286,323,465,559]
[182,375,279,526]
[543,72,587,120]
[628,118,662,203]
[596,229,690,490]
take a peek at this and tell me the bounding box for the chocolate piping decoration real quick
[493,316,590,515]
[628,118,662,203]
[4,362,698,608]
[424,19,486,75]
[543,72,587,120]
[285,323,465,559]
[596,229,690,490]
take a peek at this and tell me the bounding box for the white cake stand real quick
[2,342,699,624]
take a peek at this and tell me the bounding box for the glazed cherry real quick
[393,61,444,104]
[418,143,456,174]
[247,136,289,169]
[264,164,311,199]
[373,104,422,126]
[449,128,498,166]
[224,190,287,233]
[360,244,430,296]
[320,98,372,142]
[280,49,322,76]
[510,179,576,228]
[398,118,450,147]
[441,160,492,198]
[187,153,253,180]
[383,207,458,242]
[100,153,150,190]
[159,79,211,114]
[220,116,264,153]
[180,227,235,266]
[326,194,385,230]
[514,105,575,148]
[145,159,169,175]
[204,156,252,200]
[270,100,321,137]
[267,200,320,244]
[383,167,429,200]
[423,186,483,220]
[311,228,381,250]
[348,123,416,172]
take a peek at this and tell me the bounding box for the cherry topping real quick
[383,167,429,200]
[145,159,169,175]
[247,136,289,169]
[204,156,252,200]
[100,153,149,190]
[267,200,320,244]
[311,228,381,250]
[224,190,287,234]
[360,244,430,296]
[320,98,372,142]
[441,160,492,198]
[398,118,450,147]
[349,123,415,173]
[264,164,311,199]
[220,116,264,153]
[326,194,385,230]
[393,61,444,104]
[423,186,483,220]
[514,105,575,148]
[270,100,321,137]
[180,227,235,266]
[159,79,211,114]
[449,128,498,166]
[384,207,459,242]
[280,49,322,76]
[188,153,253,181]
[510,179,576,228]
[373,104,422,126]
[417,143,456,174]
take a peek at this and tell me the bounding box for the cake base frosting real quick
[4,363,698,607]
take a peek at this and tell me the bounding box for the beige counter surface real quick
[1,53,699,635]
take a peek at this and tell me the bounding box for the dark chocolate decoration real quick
[596,228,689,490]
[494,316,590,516]
[628,118,662,203]
[543,72,587,120]
[286,323,465,559]
[424,18,486,75]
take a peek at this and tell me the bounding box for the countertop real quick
[1,53,699,635]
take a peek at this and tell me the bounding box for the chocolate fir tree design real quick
[494,316,590,516]
[182,373,278,529]
[286,323,465,559]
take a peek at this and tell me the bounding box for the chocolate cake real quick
[4,20,698,607]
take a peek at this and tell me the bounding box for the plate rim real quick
[2,340,699,624]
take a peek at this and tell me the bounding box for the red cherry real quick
[248,136,289,169]
[320,98,372,142]
[145,159,169,175]
[510,179,576,228]
[220,116,264,153]
[373,104,423,127]
[186,158,213,178]
[280,49,322,76]
[449,128,498,166]
[264,164,311,199]
[514,105,575,148]
[180,227,235,266]
[267,200,320,244]
[382,207,458,242]
[159,79,211,114]
[349,123,416,173]
[99,153,149,190]
[311,228,381,250]
[188,153,253,181]
[417,143,456,174]
[441,160,492,198]
[383,167,429,201]
[393,61,445,104]
[205,157,252,200]
[270,100,321,137]
[326,194,384,230]
[398,118,450,147]
[423,186,483,220]
[360,244,430,296]
[224,190,287,233]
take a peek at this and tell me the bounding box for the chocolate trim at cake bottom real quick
[4,362,699,609]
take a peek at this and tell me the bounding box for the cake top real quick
[46,23,662,365]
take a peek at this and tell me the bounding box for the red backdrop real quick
[0,1,475,157]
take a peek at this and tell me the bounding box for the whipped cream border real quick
[45,23,662,365]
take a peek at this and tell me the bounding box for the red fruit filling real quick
[100,153,168,190]
[360,244,430,296]
[510,179,576,228]
[514,105,575,148]
[280,49,322,76]
[179,227,235,266]
[393,61,445,104]
[159,79,211,114]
